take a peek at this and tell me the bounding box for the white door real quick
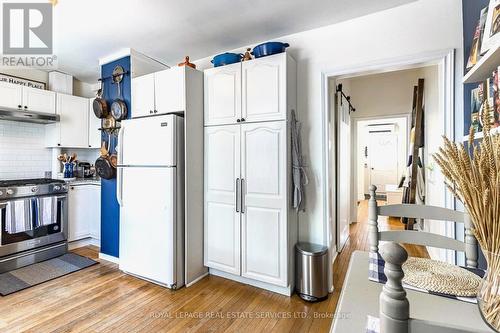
[68,185,91,241]
[204,125,241,275]
[131,73,155,118]
[204,62,241,126]
[88,98,102,148]
[88,185,101,240]
[240,121,287,286]
[337,96,350,252]
[58,94,89,148]
[368,131,398,192]
[22,87,56,114]
[119,167,176,286]
[242,53,286,123]
[155,67,185,114]
[0,82,22,110]
[119,114,178,166]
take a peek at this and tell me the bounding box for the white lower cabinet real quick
[204,121,291,292]
[68,184,101,242]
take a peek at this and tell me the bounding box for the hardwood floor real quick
[1,200,427,332]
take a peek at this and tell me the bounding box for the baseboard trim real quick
[98,252,119,264]
[209,268,293,296]
[186,271,209,287]
[68,237,100,250]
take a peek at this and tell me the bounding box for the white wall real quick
[193,0,463,245]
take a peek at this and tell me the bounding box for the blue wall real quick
[462,0,489,135]
[100,56,131,258]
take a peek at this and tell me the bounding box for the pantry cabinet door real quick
[22,87,56,114]
[204,125,241,275]
[58,94,89,148]
[0,82,23,110]
[88,98,102,148]
[154,67,185,114]
[242,53,286,123]
[240,121,287,286]
[131,73,155,118]
[204,62,241,126]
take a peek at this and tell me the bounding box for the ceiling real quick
[53,0,414,83]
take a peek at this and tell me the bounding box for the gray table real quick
[330,251,493,332]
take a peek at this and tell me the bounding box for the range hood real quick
[0,108,59,124]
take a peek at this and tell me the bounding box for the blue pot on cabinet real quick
[252,42,289,58]
[211,52,243,67]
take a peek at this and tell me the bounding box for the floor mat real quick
[0,253,98,296]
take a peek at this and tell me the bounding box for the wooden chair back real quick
[368,185,478,268]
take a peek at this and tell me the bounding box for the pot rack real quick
[336,84,356,113]
[97,68,130,83]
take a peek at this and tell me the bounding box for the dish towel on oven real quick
[291,109,308,211]
[37,196,57,227]
[5,199,33,234]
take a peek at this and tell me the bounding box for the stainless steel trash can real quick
[295,242,328,302]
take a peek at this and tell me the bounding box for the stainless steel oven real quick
[0,179,68,273]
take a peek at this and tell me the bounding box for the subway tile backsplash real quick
[0,120,52,180]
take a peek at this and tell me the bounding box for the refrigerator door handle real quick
[117,126,125,207]
[241,178,245,214]
[235,178,240,213]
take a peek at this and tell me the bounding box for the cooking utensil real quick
[178,56,196,69]
[252,42,289,58]
[211,52,243,67]
[111,77,128,121]
[93,79,108,119]
[95,133,115,180]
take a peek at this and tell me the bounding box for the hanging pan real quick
[93,79,108,119]
[111,66,128,121]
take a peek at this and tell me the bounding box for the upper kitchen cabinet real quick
[204,62,241,126]
[204,52,296,126]
[131,72,155,118]
[88,98,102,149]
[132,66,198,118]
[0,82,55,114]
[0,82,23,109]
[22,87,56,114]
[46,94,89,148]
[155,67,185,115]
[242,53,288,123]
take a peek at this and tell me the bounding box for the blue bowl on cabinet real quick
[211,52,243,67]
[252,42,290,58]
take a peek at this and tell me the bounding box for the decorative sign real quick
[0,73,46,89]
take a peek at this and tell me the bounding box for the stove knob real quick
[62,184,68,190]
[0,190,3,196]
[31,186,39,193]
[6,189,14,195]
[53,185,61,191]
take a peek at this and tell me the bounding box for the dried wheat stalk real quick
[434,99,500,330]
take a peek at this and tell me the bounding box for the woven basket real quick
[402,257,481,297]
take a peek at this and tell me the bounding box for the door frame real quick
[321,49,456,291]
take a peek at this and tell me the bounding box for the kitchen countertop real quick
[64,178,101,186]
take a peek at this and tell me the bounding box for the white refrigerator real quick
[117,114,185,289]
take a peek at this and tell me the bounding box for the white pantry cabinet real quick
[0,82,55,113]
[68,184,101,242]
[204,52,297,295]
[204,125,241,275]
[131,66,187,118]
[204,62,241,126]
[204,52,292,126]
[45,93,89,148]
